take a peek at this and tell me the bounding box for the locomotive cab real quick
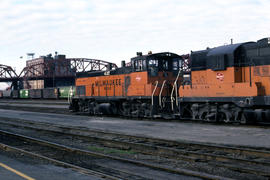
[130,52,183,117]
[131,52,182,76]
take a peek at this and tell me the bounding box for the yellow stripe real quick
[0,162,35,180]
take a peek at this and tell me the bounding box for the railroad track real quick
[0,142,118,180]
[0,118,269,179]
[0,129,222,180]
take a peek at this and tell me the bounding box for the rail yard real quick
[2,0,270,178]
[0,99,269,180]
[0,37,270,179]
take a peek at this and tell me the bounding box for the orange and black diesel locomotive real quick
[69,52,183,118]
[70,37,270,123]
[179,37,270,123]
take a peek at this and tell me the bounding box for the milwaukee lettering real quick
[95,79,121,87]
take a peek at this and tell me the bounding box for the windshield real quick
[148,58,170,71]
[148,59,158,67]
[172,58,182,71]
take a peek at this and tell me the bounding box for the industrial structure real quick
[0,53,117,90]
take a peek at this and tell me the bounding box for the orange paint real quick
[179,65,270,98]
[76,71,178,97]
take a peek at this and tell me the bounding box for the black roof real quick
[190,49,210,71]
[191,42,257,70]
[207,43,244,57]
[131,52,181,61]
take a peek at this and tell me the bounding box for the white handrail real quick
[170,84,176,111]
[170,69,181,111]
[151,81,159,106]
[159,80,166,107]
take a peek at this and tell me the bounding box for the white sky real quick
[0,0,269,74]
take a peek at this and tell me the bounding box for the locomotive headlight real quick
[268,38,270,44]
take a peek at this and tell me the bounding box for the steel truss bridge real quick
[0,58,118,89]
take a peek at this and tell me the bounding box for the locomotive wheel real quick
[239,110,256,125]
[141,103,151,118]
[217,112,227,123]
[69,100,79,112]
[88,101,96,115]
[199,112,207,121]
[223,115,231,123]
[181,105,193,119]
[240,113,247,124]
[121,101,131,117]
[118,103,125,116]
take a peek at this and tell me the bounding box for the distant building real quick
[24,54,76,89]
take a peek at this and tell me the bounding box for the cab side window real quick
[148,59,159,76]
[133,59,145,71]
[162,60,169,70]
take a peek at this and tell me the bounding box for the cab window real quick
[172,58,182,71]
[148,59,158,67]
[133,59,146,71]
[162,59,169,70]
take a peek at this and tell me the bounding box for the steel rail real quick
[2,117,269,157]
[0,128,232,180]
[0,143,119,180]
[1,119,270,178]
[0,119,270,178]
